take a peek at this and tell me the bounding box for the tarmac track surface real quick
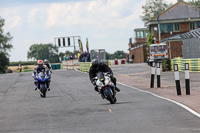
[0,70,200,133]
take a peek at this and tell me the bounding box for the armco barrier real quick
[114,60,118,65]
[79,62,91,72]
[80,61,110,72]
[171,58,200,72]
[62,59,80,70]
[51,64,61,70]
[109,59,126,66]
[118,60,121,65]
[121,59,125,64]
[51,64,56,70]
[79,59,125,72]
[109,60,114,66]
[55,64,61,69]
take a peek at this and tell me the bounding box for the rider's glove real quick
[34,80,37,85]
[109,74,113,78]
[92,81,96,86]
[107,72,112,77]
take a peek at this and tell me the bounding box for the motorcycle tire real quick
[41,84,46,98]
[113,97,117,103]
[111,87,117,103]
[105,89,114,104]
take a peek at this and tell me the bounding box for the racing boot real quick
[101,93,105,99]
[34,80,38,90]
[94,86,99,92]
[115,86,120,92]
[47,82,50,91]
[99,89,105,99]
[114,97,117,103]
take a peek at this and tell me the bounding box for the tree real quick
[0,52,9,73]
[140,0,172,22]
[189,0,200,8]
[0,17,13,73]
[59,52,65,61]
[114,50,127,59]
[105,52,111,60]
[108,50,127,60]
[27,43,59,63]
[64,50,76,56]
[146,32,154,56]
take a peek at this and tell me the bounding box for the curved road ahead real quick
[0,69,200,133]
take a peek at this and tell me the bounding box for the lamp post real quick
[155,7,161,42]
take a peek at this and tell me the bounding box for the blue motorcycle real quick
[36,72,49,98]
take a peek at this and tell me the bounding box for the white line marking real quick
[75,69,88,74]
[117,82,200,118]
[75,69,200,118]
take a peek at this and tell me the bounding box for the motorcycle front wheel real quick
[41,84,46,98]
[105,89,115,104]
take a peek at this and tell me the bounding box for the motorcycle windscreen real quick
[39,72,45,80]
[96,72,104,81]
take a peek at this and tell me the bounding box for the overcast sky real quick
[0,0,188,61]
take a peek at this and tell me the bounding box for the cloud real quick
[1,0,188,30]
[0,0,149,32]
[9,16,22,28]
[28,8,40,22]
[42,0,145,33]
[0,0,156,61]
[0,7,23,30]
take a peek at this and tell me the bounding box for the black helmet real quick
[44,59,49,65]
[92,59,99,70]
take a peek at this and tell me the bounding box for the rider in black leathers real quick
[44,59,52,74]
[89,59,120,93]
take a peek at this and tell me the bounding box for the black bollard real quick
[150,62,155,88]
[185,63,190,95]
[174,64,181,95]
[157,63,161,88]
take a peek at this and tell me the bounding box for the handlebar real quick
[93,77,98,80]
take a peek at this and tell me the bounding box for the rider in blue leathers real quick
[32,60,51,91]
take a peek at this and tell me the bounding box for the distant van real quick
[149,43,168,64]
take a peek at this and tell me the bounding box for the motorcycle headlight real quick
[105,79,109,85]
[99,82,103,87]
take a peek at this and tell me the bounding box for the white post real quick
[150,62,155,88]
[157,63,161,88]
[185,63,190,95]
[174,64,181,95]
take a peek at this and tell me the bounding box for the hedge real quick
[9,61,37,66]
